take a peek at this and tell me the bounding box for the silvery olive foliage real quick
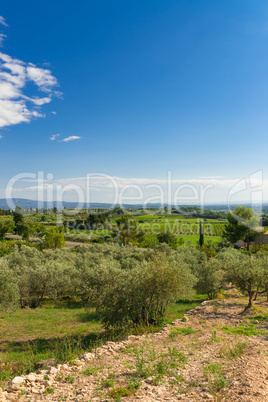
[217,248,268,308]
[0,258,19,310]
[2,242,268,321]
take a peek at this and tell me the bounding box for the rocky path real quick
[2,290,268,401]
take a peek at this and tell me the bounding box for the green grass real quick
[203,363,229,392]
[165,295,206,323]
[220,324,266,337]
[251,314,268,322]
[175,234,221,245]
[0,294,205,386]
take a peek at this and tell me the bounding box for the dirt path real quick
[5,233,88,249]
[2,289,268,401]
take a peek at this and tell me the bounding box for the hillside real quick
[2,288,268,401]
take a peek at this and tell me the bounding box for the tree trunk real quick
[246,235,250,251]
[247,291,255,308]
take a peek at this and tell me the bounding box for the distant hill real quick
[0,198,266,211]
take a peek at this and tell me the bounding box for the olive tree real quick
[194,258,225,299]
[218,249,268,310]
[0,258,19,310]
[80,252,195,328]
[0,219,14,241]
[44,228,65,249]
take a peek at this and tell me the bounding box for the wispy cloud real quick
[26,64,57,92]
[0,34,6,47]
[199,176,224,179]
[50,133,60,141]
[0,17,8,27]
[62,136,81,142]
[8,174,267,205]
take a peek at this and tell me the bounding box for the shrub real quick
[44,228,65,249]
[0,259,19,310]
[64,233,90,243]
[194,259,225,299]
[217,248,268,309]
[81,252,195,328]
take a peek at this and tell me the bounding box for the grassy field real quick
[176,234,222,245]
[0,295,205,385]
[135,214,225,239]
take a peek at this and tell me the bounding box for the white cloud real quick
[0,34,6,47]
[8,174,268,205]
[27,65,57,92]
[0,41,59,129]
[199,176,224,179]
[0,134,2,139]
[50,133,60,141]
[28,96,52,106]
[62,136,81,142]
[0,17,8,27]
[51,111,56,115]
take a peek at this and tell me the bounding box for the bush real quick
[0,259,19,310]
[81,252,195,328]
[64,233,90,243]
[6,246,78,308]
[194,259,225,299]
[217,248,268,308]
[44,228,65,249]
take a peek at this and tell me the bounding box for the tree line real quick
[1,243,268,328]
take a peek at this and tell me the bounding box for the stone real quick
[83,353,95,361]
[27,374,36,382]
[47,366,59,375]
[61,364,69,370]
[8,376,26,389]
[145,377,153,384]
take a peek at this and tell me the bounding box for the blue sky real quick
[1,0,268,205]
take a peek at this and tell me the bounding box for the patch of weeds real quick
[227,342,248,359]
[45,386,55,394]
[204,364,222,376]
[199,319,206,324]
[121,346,135,354]
[102,378,114,388]
[203,364,229,392]
[134,346,153,378]
[55,373,63,381]
[65,375,74,384]
[187,379,203,389]
[122,361,135,369]
[155,358,169,376]
[167,346,188,364]
[82,366,99,376]
[127,376,141,390]
[220,324,265,337]
[169,327,197,340]
[19,389,27,397]
[110,387,133,399]
[209,330,220,343]
[251,314,268,322]
[0,364,14,383]
[43,374,49,380]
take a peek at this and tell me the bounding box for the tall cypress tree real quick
[199,222,204,247]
